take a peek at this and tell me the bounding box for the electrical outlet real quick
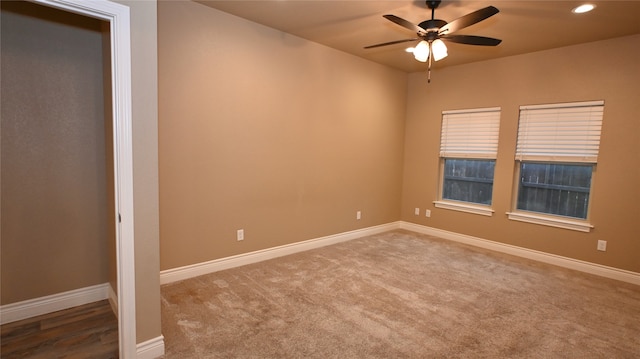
[597,240,607,251]
[356,211,362,220]
[425,209,431,217]
[414,208,420,215]
[237,229,244,241]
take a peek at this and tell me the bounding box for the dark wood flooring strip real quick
[1,300,118,359]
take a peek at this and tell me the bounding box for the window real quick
[443,159,495,205]
[517,162,592,219]
[435,107,500,216]
[509,101,604,231]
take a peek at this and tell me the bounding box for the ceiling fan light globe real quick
[413,40,430,62]
[432,39,448,61]
[414,53,429,62]
[572,4,595,14]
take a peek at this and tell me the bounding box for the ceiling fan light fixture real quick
[572,4,595,14]
[365,3,502,82]
[432,39,448,61]
[413,40,430,62]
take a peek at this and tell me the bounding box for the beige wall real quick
[158,1,407,270]
[401,34,640,273]
[111,0,162,344]
[0,2,110,304]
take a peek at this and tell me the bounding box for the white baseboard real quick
[160,222,401,284]
[160,219,638,287]
[399,221,640,286]
[0,283,110,325]
[137,335,165,359]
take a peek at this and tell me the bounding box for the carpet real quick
[161,230,640,358]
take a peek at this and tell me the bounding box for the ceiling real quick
[194,0,640,73]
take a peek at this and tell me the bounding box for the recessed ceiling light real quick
[572,4,595,14]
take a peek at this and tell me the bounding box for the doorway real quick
[0,0,136,357]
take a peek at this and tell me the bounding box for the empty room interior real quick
[1,0,639,358]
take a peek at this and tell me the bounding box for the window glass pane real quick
[443,159,495,205]
[517,162,592,219]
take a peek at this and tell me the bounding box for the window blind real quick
[440,107,501,159]
[516,101,604,163]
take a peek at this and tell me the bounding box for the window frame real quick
[507,101,604,232]
[435,107,501,216]
[507,161,596,232]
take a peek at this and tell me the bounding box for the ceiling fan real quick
[365,0,502,82]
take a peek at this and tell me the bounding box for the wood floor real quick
[1,300,118,359]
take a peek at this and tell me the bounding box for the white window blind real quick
[516,101,604,163]
[440,107,501,159]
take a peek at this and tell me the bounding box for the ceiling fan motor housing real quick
[422,0,446,37]
[419,19,447,35]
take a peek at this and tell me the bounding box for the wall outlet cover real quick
[597,240,606,251]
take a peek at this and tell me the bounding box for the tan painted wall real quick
[111,0,162,344]
[401,34,640,273]
[0,1,110,304]
[158,1,407,270]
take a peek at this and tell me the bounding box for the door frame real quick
[29,0,137,357]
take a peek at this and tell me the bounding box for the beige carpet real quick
[161,230,640,358]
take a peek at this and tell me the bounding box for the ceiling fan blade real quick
[438,6,499,35]
[441,34,502,46]
[364,38,418,49]
[383,15,426,35]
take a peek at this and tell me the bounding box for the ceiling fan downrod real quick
[426,0,441,18]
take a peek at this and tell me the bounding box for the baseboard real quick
[137,335,165,359]
[399,221,640,286]
[160,219,637,287]
[0,283,110,325]
[160,222,402,284]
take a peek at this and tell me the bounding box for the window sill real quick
[506,211,593,232]
[433,201,494,216]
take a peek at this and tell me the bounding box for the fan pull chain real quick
[427,43,433,83]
